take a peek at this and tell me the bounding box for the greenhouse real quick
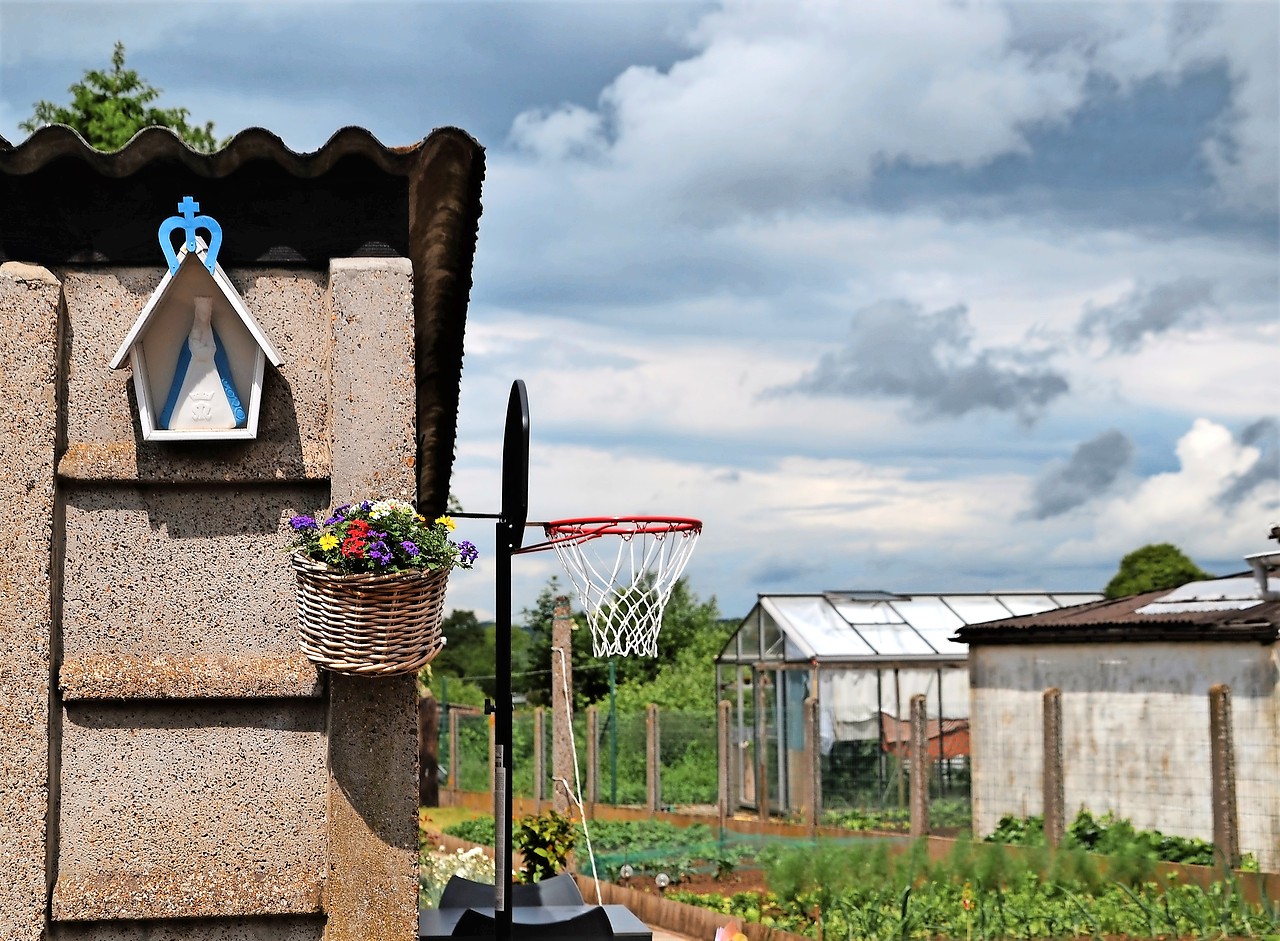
[715,589,1100,818]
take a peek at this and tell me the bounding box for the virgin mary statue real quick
[158,296,247,430]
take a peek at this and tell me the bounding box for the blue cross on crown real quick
[158,196,223,274]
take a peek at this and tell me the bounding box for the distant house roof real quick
[718,590,1102,665]
[954,570,1280,646]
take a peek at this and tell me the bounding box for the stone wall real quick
[0,257,422,940]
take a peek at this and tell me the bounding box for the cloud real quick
[1025,429,1134,520]
[509,0,1089,220]
[1053,418,1279,565]
[1219,417,1279,507]
[776,299,1069,424]
[1077,278,1215,353]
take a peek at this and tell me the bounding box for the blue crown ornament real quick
[157,196,223,274]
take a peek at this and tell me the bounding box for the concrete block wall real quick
[969,642,1279,872]
[0,257,423,939]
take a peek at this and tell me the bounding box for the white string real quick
[551,644,602,905]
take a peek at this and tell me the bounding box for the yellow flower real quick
[434,515,456,531]
[318,533,339,551]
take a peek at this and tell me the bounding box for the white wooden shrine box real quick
[109,239,283,441]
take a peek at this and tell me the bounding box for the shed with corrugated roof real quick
[954,552,1280,871]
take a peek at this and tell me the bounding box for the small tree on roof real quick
[1104,542,1212,599]
[20,41,222,152]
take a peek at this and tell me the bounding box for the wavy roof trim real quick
[0,124,480,177]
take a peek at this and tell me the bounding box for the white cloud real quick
[509,0,1091,217]
[1054,418,1279,565]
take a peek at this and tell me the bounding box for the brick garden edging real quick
[425,832,808,941]
[572,873,810,941]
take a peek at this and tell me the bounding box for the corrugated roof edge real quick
[0,123,483,177]
[953,583,1280,646]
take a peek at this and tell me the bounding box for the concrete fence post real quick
[420,694,440,808]
[449,709,461,801]
[755,671,770,821]
[717,700,732,830]
[909,693,929,837]
[1043,687,1065,848]
[551,596,573,813]
[646,704,661,813]
[586,705,599,809]
[1208,683,1240,868]
[533,706,545,812]
[806,696,822,835]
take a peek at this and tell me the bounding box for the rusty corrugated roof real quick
[953,576,1280,645]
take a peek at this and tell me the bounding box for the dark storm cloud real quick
[776,300,1069,424]
[1077,277,1214,353]
[1219,418,1279,507]
[1025,429,1135,520]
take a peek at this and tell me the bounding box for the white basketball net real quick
[545,518,701,658]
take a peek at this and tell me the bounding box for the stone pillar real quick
[717,700,732,829]
[551,597,573,813]
[586,706,599,809]
[1209,684,1240,868]
[326,258,419,941]
[1043,688,1065,848]
[909,694,929,837]
[0,263,59,941]
[646,704,661,814]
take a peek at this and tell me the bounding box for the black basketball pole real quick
[491,379,528,941]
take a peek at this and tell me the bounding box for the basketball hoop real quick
[542,516,702,658]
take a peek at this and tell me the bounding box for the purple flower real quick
[326,504,350,525]
[400,539,420,558]
[289,515,318,531]
[457,540,479,564]
[367,540,392,565]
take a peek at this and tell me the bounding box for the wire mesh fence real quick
[431,700,967,828]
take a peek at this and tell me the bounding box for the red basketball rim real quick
[544,516,702,540]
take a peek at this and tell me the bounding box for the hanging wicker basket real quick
[291,553,449,676]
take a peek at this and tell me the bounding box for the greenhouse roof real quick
[718,590,1102,664]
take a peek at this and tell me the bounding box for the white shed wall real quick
[969,642,1279,871]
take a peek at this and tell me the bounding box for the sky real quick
[2,0,1277,624]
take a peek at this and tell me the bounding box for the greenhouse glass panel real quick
[738,609,761,660]
[996,594,1057,616]
[888,598,967,655]
[768,596,874,659]
[763,608,785,659]
[941,595,1017,626]
[849,622,934,655]
[832,601,904,624]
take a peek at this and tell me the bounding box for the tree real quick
[518,575,728,707]
[1104,543,1212,599]
[20,42,222,152]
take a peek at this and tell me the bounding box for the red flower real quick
[346,519,371,536]
[341,535,367,558]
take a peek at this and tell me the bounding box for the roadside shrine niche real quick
[110,196,283,441]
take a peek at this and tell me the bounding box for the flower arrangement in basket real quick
[288,499,478,676]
